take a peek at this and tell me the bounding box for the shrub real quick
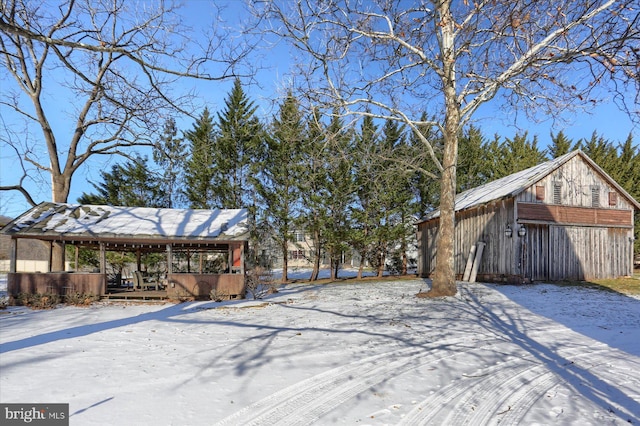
[14,293,61,309]
[64,292,99,306]
[246,266,278,300]
[209,288,230,302]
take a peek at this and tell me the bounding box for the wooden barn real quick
[417,150,639,283]
[1,203,250,299]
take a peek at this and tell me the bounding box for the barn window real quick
[553,183,562,204]
[591,186,600,207]
[535,186,545,201]
[609,192,618,206]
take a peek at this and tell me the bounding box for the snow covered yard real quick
[1,277,639,425]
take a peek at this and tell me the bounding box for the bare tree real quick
[0,0,253,269]
[254,0,639,296]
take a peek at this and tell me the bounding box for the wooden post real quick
[469,242,486,283]
[48,241,53,272]
[136,248,141,272]
[100,242,107,293]
[463,244,477,282]
[166,244,173,274]
[9,238,17,273]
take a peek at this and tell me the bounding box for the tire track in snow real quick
[398,357,539,425]
[399,345,613,425]
[214,334,503,426]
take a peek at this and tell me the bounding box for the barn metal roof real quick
[420,150,640,222]
[0,203,250,242]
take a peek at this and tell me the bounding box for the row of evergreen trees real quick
[79,79,640,280]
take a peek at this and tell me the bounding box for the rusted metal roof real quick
[0,203,250,241]
[420,150,640,222]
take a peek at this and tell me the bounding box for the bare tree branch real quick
[0,0,253,209]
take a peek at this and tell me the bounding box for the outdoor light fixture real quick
[505,224,513,238]
[518,225,527,237]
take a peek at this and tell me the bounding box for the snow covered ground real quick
[1,272,639,425]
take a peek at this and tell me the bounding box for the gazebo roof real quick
[0,203,250,243]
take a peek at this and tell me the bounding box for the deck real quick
[102,287,169,301]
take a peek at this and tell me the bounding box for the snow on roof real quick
[420,150,640,222]
[0,203,249,241]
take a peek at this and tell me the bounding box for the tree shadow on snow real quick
[459,285,640,424]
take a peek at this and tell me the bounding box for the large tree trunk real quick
[419,0,458,297]
[50,173,72,271]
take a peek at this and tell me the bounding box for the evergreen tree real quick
[457,125,489,192]
[495,133,547,178]
[298,108,329,281]
[213,78,263,209]
[256,93,305,282]
[153,117,186,208]
[322,111,356,280]
[407,112,441,218]
[575,131,617,168]
[548,131,575,159]
[351,114,379,278]
[366,119,410,277]
[78,156,166,207]
[183,108,216,209]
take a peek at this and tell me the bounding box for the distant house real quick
[417,150,640,283]
[0,215,56,272]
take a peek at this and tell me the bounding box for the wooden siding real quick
[518,203,633,227]
[523,224,549,281]
[547,226,633,280]
[418,199,517,279]
[166,273,245,300]
[517,155,634,211]
[8,272,106,296]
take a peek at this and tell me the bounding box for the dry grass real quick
[558,270,640,296]
[587,271,640,295]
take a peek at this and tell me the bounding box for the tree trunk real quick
[377,249,385,278]
[50,173,72,271]
[281,238,289,283]
[310,228,321,281]
[419,0,458,297]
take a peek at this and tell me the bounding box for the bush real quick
[14,293,61,309]
[209,288,230,302]
[64,292,99,306]
[246,266,278,300]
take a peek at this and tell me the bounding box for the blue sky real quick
[1,0,638,219]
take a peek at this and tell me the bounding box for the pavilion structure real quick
[1,203,250,300]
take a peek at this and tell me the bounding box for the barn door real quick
[523,224,549,281]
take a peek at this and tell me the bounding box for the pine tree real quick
[457,125,489,192]
[575,131,617,168]
[78,156,166,207]
[351,114,379,278]
[322,111,356,280]
[495,132,547,178]
[153,117,186,208]
[183,108,216,209]
[548,130,574,159]
[256,93,305,282]
[407,112,441,218]
[213,78,263,209]
[298,108,329,281]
